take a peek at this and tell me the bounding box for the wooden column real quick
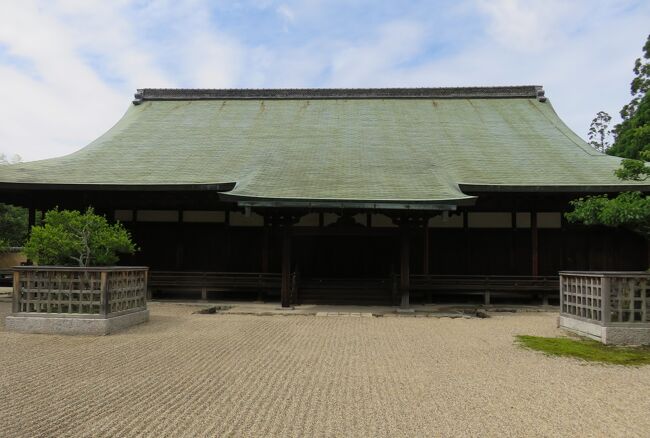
[261,223,270,273]
[463,212,470,274]
[176,210,184,271]
[422,226,429,275]
[531,211,539,276]
[510,211,516,273]
[400,224,410,308]
[281,224,292,308]
[259,221,270,302]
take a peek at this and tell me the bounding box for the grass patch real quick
[516,335,650,366]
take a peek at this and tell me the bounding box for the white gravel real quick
[1,302,649,437]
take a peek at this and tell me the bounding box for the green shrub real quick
[24,208,136,267]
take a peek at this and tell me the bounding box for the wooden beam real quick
[400,224,410,308]
[531,211,539,276]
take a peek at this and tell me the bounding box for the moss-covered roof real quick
[1,86,647,208]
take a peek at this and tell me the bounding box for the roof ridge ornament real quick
[131,86,546,104]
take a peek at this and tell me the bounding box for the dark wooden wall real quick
[121,222,647,276]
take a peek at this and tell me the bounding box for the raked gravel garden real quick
[1,301,650,437]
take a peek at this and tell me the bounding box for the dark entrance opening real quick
[292,231,397,305]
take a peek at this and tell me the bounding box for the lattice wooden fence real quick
[560,272,650,325]
[12,267,148,317]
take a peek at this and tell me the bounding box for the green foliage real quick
[609,93,650,159]
[569,35,650,239]
[0,203,28,247]
[24,208,136,267]
[608,34,650,159]
[566,192,650,238]
[614,150,650,180]
[517,335,650,366]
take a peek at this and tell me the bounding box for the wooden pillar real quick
[281,225,292,308]
[463,212,470,274]
[422,226,429,275]
[176,210,184,270]
[224,210,231,271]
[259,222,270,302]
[262,223,270,273]
[400,224,410,308]
[510,211,516,274]
[531,211,539,276]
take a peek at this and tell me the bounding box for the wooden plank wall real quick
[121,222,647,277]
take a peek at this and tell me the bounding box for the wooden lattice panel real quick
[17,270,103,314]
[609,277,650,323]
[13,267,148,316]
[560,274,602,322]
[108,270,147,313]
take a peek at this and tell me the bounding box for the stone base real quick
[5,309,149,336]
[559,316,650,345]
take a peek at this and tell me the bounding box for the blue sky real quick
[0,0,649,161]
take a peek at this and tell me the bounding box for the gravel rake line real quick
[2,303,650,437]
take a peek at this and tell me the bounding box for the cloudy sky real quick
[0,0,648,162]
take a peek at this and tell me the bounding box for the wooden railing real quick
[407,275,559,305]
[148,271,282,299]
[560,272,650,325]
[146,271,559,305]
[12,266,148,317]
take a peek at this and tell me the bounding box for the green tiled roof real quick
[1,86,647,207]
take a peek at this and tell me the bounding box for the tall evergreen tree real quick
[568,34,650,241]
[607,34,650,159]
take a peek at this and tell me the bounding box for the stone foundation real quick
[5,309,149,336]
[559,316,650,345]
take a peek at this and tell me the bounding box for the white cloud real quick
[0,0,648,161]
[277,4,295,23]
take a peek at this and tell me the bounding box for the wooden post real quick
[12,271,20,313]
[261,224,270,273]
[400,224,410,308]
[531,211,539,276]
[510,211,516,273]
[598,275,609,324]
[422,226,429,275]
[176,210,184,270]
[281,225,292,308]
[100,271,109,316]
[463,212,470,274]
[259,222,270,302]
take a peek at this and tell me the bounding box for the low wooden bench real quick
[408,275,559,305]
[148,271,282,300]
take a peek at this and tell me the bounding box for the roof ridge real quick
[133,85,546,105]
